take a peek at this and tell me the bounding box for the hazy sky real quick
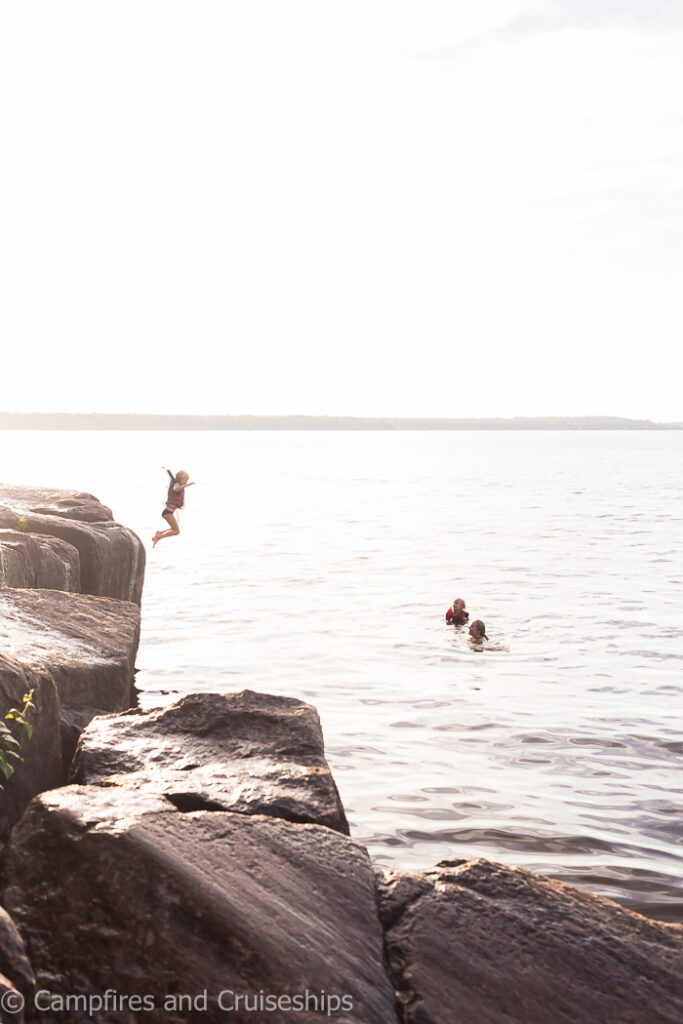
[2,2,682,418]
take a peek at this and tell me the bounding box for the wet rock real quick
[0,485,144,604]
[3,786,397,1024]
[0,531,80,592]
[377,858,683,1024]
[0,590,140,839]
[74,690,349,834]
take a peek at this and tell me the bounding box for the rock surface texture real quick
[3,786,396,1024]
[74,690,349,833]
[0,530,80,593]
[377,858,683,1024]
[0,485,144,604]
[0,589,140,840]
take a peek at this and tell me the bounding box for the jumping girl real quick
[152,469,195,548]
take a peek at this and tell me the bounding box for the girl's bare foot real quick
[152,532,161,548]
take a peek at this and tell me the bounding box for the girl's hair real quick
[176,470,189,483]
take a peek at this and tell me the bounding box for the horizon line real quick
[0,412,680,430]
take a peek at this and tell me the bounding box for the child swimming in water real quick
[152,469,195,548]
[446,598,469,625]
[469,620,488,643]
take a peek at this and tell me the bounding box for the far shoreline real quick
[0,414,680,431]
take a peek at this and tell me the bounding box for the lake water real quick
[2,430,682,920]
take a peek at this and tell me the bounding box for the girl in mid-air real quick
[152,469,195,547]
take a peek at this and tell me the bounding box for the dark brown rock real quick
[377,858,683,1024]
[0,590,140,838]
[74,690,350,834]
[3,785,397,1024]
[0,486,144,604]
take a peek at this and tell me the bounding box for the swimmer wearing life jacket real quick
[446,598,469,626]
[152,469,195,548]
[469,619,488,643]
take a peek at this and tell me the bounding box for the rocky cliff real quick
[0,486,144,846]
[0,486,144,604]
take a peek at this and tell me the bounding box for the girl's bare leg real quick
[152,513,180,547]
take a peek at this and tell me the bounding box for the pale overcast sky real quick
[1,2,682,418]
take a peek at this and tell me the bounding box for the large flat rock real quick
[0,485,144,604]
[0,590,140,714]
[74,690,349,834]
[3,785,397,1024]
[0,589,140,839]
[0,486,114,524]
[377,858,683,1024]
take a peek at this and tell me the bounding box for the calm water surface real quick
[3,431,682,920]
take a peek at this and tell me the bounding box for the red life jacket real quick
[167,481,185,509]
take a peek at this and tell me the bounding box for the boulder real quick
[0,485,144,604]
[376,858,683,1024]
[0,531,80,592]
[3,785,397,1024]
[0,589,140,839]
[74,690,349,834]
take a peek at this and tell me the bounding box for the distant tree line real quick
[0,413,678,430]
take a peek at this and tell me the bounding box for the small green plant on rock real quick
[0,689,35,788]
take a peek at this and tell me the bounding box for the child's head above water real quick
[176,470,190,484]
[448,597,469,625]
[469,619,488,642]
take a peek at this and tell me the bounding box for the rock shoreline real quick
[1,485,682,1023]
